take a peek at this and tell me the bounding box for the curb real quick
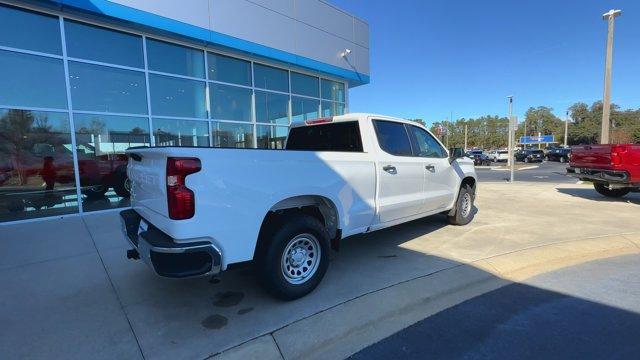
[211,233,640,360]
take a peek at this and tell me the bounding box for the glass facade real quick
[74,114,149,211]
[153,118,209,147]
[0,3,348,222]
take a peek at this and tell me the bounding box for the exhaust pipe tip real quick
[127,249,140,260]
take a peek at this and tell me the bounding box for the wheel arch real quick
[254,195,341,258]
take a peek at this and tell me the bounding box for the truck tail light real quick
[611,145,626,166]
[166,157,201,220]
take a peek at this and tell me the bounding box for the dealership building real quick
[0,0,369,223]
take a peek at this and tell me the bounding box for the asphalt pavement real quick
[352,253,640,360]
[475,160,576,183]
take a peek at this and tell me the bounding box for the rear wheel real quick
[113,172,131,198]
[256,214,330,300]
[448,185,475,225]
[594,183,630,198]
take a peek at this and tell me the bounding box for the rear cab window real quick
[286,121,363,152]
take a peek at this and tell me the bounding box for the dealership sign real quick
[519,135,554,144]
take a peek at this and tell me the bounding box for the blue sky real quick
[331,0,640,125]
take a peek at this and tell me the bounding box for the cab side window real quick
[407,125,447,158]
[373,120,413,156]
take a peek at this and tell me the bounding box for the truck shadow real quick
[555,187,640,205]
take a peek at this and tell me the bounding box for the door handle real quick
[425,164,435,172]
[382,165,397,174]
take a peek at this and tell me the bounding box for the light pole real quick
[507,95,513,167]
[564,110,569,147]
[601,9,621,144]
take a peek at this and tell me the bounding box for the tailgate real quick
[570,145,613,169]
[126,149,168,218]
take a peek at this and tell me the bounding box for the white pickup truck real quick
[120,113,477,299]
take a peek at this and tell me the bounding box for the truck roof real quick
[290,113,425,129]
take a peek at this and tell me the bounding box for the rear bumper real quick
[566,167,630,184]
[120,209,221,278]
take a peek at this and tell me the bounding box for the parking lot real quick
[475,161,575,183]
[2,165,640,359]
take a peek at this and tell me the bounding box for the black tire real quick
[524,157,530,163]
[113,172,131,198]
[559,156,566,163]
[448,185,475,225]
[256,214,330,300]
[594,183,630,198]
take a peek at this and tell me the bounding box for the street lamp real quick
[601,9,622,144]
[507,95,513,166]
[564,110,569,147]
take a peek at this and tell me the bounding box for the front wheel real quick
[559,156,566,163]
[448,185,475,225]
[256,214,330,300]
[594,183,630,198]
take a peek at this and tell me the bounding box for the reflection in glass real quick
[146,38,205,78]
[69,61,147,114]
[255,91,289,125]
[321,101,345,117]
[0,50,67,109]
[153,118,209,147]
[210,83,252,122]
[65,20,144,68]
[74,113,150,212]
[321,79,346,102]
[292,97,319,123]
[0,109,78,222]
[291,72,319,98]
[253,63,288,92]
[256,125,288,149]
[212,122,253,148]
[149,74,206,118]
[208,53,251,86]
[0,4,62,55]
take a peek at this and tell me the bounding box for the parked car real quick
[515,149,544,163]
[467,149,491,166]
[567,144,640,198]
[488,149,509,162]
[120,114,478,300]
[544,147,571,163]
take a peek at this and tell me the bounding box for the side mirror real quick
[449,147,465,162]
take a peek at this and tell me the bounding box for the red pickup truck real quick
[567,144,640,198]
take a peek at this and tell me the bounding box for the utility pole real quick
[601,9,621,144]
[507,95,513,167]
[564,110,569,147]
[510,116,517,183]
[464,123,468,151]
[445,118,449,148]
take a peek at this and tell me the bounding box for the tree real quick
[408,118,426,126]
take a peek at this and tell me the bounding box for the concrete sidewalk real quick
[1,182,639,359]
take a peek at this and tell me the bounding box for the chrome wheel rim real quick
[124,178,132,192]
[281,233,321,285]
[460,193,472,218]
